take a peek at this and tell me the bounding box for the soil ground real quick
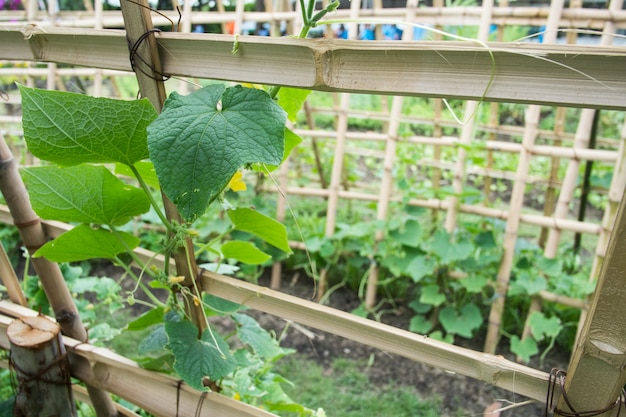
[247,273,568,417]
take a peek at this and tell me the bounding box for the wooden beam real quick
[1,25,625,110]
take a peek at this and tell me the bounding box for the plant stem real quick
[114,255,165,308]
[129,164,174,231]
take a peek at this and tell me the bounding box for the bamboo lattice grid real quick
[1,0,626,414]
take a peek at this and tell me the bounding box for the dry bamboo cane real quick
[518,3,587,357]
[0,135,118,415]
[119,0,206,332]
[555,181,626,416]
[270,158,290,289]
[363,1,417,309]
[539,107,566,248]
[0,241,27,306]
[443,0,493,233]
[483,0,565,354]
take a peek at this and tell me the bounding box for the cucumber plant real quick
[17,82,325,415]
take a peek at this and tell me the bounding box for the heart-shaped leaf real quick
[438,304,483,338]
[21,165,150,226]
[165,320,236,390]
[221,241,271,265]
[147,85,286,222]
[19,85,155,166]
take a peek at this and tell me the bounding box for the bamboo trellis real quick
[1,0,626,415]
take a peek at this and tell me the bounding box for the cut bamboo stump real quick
[8,315,77,417]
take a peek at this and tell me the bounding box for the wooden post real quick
[8,315,77,417]
[553,186,626,416]
[120,0,206,333]
[0,132,118,417]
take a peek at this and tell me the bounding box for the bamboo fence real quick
[1,0,626,414]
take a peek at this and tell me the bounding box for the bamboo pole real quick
[539,107,566,248]
[364,0,418,309]
[483,0,565,354]
[270,159,290,289]
[8,315,77,417]
[320,90,352,299]
[0,241,27,306]
[554,184,626,417]
[120,0,206,333]
[3,26,626,110]
[444,0,493,233]
[0,306,280,417]
[0,136,118,415]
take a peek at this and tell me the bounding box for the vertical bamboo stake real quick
[539,107,566,248]
[554,188,626,417]
[364,6,416,309]
[270,159,290,289]
[430,0,444,226]
[0,242,27,306]
[365,95,402,308]
[120,0,206,332]
[320,93,350,300]
[178,0,193,96]
[443,0,493,233]
[483,0,565,354]
[93,0,104,97]
[234,0,245,35]
[8,315,77,417]
[0,136,118,416]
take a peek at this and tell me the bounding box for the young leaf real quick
[34,224,140,262]
[528,311,562,341]
[419,285,446,307]
[276,88,311,123]
[438,304,483,338]
[407,255,436,283]
[19,85,155,166]
[21,165,150,226]
[147,85,286,222]
[510,335,538,363]
[165,320,236,390]
[234,313,290,360]
[221,241,271,265]
[127,307,165,331]
[228,208,292,253]
[409,315,433,334]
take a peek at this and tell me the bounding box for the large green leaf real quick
[165,320,236,390]
[19,85,155,166]
[221,241,271,265]
[34,224,140,262]
[147,85,286,222]
[228,208,292,253]
[21,165,150,226]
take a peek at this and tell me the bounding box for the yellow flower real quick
[227,171,247,192]
[192,295,201,306]
[168,275,185,284]
[233,392,241,401]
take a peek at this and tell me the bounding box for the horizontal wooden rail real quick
[1,25,626,109]
[2,7,626,29]
[0,304,278,417]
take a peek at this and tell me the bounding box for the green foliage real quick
[17,83,311,414]
[147,84,286,222]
